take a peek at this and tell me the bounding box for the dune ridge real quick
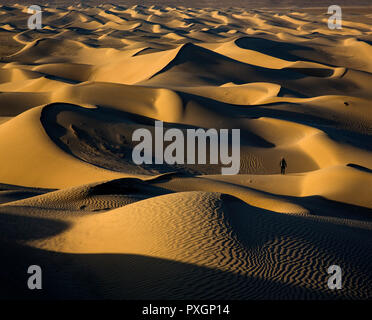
[0,4,371,299]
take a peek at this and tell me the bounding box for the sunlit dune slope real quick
[0,4,371,299]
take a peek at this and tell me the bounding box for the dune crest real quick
[0,4,371,300]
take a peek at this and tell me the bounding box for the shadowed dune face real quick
[0,244,342,300]
[1,192,371,299]
[0,3,372,299]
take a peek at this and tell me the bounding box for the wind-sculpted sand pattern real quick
[0,4,372,299]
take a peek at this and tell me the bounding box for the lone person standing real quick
[280,157,287,175]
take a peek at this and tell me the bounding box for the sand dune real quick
[0,3,371,300]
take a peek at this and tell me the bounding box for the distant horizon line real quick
[2,0,372,9]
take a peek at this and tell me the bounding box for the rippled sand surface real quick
[0,3,371,299]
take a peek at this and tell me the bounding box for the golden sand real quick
[0,4,371,299]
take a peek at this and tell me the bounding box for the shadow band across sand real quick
[0,3,372,300]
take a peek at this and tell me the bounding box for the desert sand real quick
[0,3,371,299]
